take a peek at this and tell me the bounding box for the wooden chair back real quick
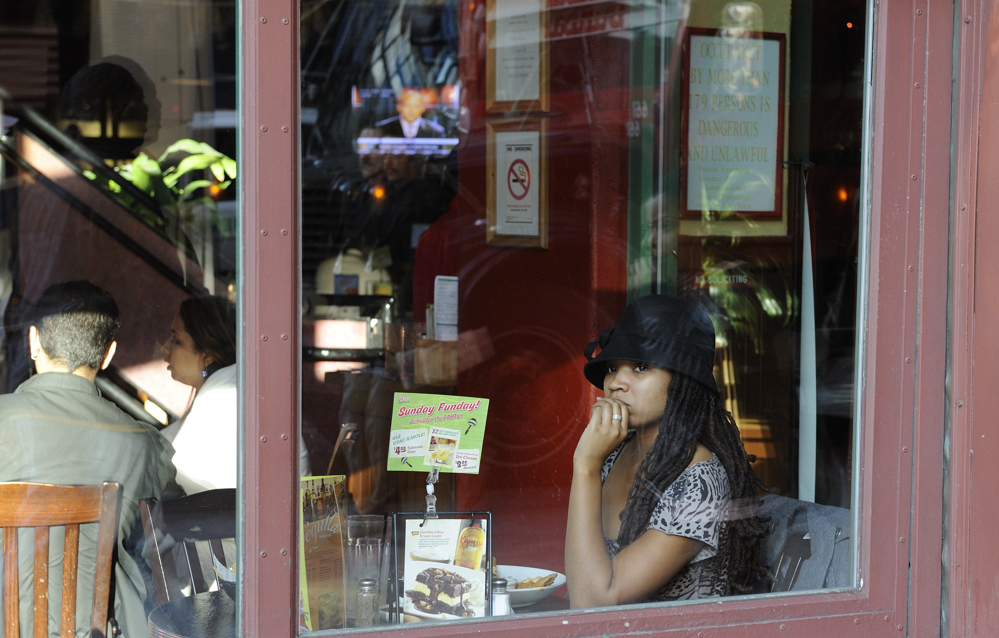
[0,481,121,638]
[139,489,236,606]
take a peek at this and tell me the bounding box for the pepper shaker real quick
[355,578,379,627]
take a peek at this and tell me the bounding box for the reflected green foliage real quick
[115,139,236,227]
[695,171,796,353]
[698,251,795,353]
[84,140,237,264]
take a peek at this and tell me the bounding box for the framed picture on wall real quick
[679,28,787,229]
[485,0,549,114]
[486,117,549,249]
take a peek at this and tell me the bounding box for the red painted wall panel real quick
[449,2,630,572]
[959,2,999,634]
[242,0,301,635]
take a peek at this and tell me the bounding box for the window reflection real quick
[299,0,866,626]
[0,0,240,635]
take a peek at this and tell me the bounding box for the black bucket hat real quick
[583,295,717,392]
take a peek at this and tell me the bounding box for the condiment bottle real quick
[453,521,485,569]
[491,578,513,616]
[355,578,379,627]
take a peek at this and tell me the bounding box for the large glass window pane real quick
[0,1,238,635]
[298,0,865,631]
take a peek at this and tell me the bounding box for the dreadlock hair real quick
[616,372,770,595]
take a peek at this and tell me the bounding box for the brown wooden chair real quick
[139,489,236,606]
[0,481,121,638]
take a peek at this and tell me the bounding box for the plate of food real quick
[494,565,567,608]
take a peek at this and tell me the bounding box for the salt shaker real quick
[491,578,513,616]
[355,578,379,627]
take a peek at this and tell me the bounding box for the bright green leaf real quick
[162,139,216,159]
[221,157,237,179]
[178,181,213,200]
[133,154,162,176]
[175,154,217,176]
[210,162,225,182]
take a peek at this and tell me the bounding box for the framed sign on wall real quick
[486,117,549,249]
[485,0,549,114]
[680,28,786,224]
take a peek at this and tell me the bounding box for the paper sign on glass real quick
[387,393,489,473]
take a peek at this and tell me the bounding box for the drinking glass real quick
[346,515,385,621]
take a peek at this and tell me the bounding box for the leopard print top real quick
[601,434,731,601]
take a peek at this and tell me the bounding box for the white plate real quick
[495,565,567,608]
[402,603,473,622]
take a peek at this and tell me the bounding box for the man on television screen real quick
[377,88,445,139]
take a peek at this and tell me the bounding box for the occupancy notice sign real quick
[387,393,489,474]
[682,30,785,218]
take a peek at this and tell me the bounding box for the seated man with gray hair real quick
[0,280,183,638]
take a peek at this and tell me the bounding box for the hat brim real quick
[583,339,651,389]
[583,336,718,393]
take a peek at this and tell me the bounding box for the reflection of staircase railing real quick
[96,366,177,427]
[0,111,213,294]
[15,105,181,234]
[0,93,221,422]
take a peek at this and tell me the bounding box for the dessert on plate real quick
[406,568,475,617]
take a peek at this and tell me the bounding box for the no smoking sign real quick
[507,159,531,201]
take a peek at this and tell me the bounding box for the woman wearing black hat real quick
[565,295,768,606]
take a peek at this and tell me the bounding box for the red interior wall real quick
[438,2,633,572]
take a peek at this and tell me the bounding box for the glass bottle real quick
[325,481,336,514]
[355,578,379,627]
[491,578,512,616]
[315,484,325,518]
[453,521,485,570]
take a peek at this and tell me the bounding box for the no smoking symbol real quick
[507,159,530,201]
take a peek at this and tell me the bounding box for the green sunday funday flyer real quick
[387,392,489,473]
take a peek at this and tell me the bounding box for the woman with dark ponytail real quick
[159,296,239,493]
[566,295,768,606]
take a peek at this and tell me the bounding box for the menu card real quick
[299,476,347,631]
[401,517,489,619]
[387,393,489,473]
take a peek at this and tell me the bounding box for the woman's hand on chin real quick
[573,397,630,473]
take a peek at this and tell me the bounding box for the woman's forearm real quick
[565,466,618,608]
[566,397,632,607]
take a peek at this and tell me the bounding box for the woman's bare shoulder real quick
[689,443,714,466]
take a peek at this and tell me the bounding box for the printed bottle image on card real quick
[387,393,489,473]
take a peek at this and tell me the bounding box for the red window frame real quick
[238,0,954,635]
[949,0,999,634]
